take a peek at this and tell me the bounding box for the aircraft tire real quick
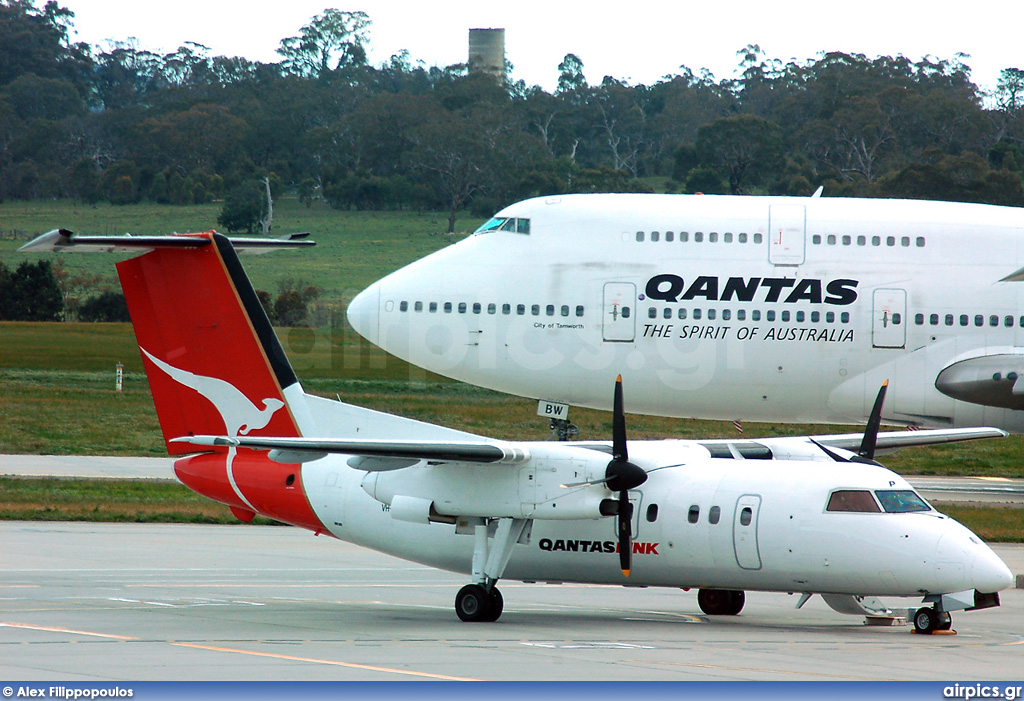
[456,584,494,622]
[484,588,504,622]
[913,607,938,634]
[698,588,744,616]
[937,611,953,631]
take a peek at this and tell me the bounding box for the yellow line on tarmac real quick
[170,642,480,681]
[0,622,136,640]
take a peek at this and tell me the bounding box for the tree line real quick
[2,0,1024,234]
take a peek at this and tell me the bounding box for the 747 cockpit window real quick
[875,490,931,513]
[474,217,530,235]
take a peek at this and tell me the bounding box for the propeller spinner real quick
[605,375,648,577]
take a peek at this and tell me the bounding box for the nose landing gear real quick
[913,606,953,634]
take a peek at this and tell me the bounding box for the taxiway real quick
[1,522,1022,681]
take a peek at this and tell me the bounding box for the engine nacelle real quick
[360,444,613,520]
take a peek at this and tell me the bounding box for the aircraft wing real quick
[18,229,313,254]
[812,427,1007,451]
[171,435,530,468]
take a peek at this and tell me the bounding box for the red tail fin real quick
[116,233,302,454]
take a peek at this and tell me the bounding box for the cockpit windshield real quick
[474,217,530,235]
[875,490,932,513]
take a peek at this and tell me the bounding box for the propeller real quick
[812,380,889,465]
[604,374,648,577]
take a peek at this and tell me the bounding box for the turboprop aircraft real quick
[347,193,1024,432]
[20,229,1014,632]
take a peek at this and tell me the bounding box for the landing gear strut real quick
[913,606,953,634]
[455,517,528,622]
[698,588,746,616]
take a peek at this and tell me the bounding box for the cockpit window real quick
[474,217,530,235]
[875,490,931,513]
[826,490,881,513]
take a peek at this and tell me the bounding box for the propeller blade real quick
[858,379,889,461]
[617,490,633,577]
[612,374,627,462]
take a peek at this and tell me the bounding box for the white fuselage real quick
[348,194,1024,430]
[295,443,1011,599]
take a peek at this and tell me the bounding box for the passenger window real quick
[737,309,746,321]
[722,309,731,321]
[531,305,540,316]
[739,507,752,526]
[693,308,702,320]
[990,315,999,327]
[872,236,880,246]
[827,234,836,245]
[753,233,763,244]
[429,302,437,312]
[651,231,660,242]
[915,313,924,325]
[826,311,834,323]
[960,314,969,326]
[810,311,819,322]
[399,301,408,312]
[812,234,821,245]
[842,235,851,245]
[781,310,790,322]
[680,232,689,242]
[930,313,939,326]
[636,231,645,242]
[945,314,954,326]
[901,236,910,247]
[725,232,733,243]
[857,235,866,246]
[458,302,467,313]
[826,490,881,513]
[975,315,983,327]
[841,312,850,323]
[738,233,748,243]
[752,310,761,322]
[709,232,718,243]
[663,308,672,319]
[678,308,688,320]
[916,237,926,247]
[648,308,657,319]
[766,310,776,322]
[487,303,496,314]
[622,307,631,318]
[646,504,659,522]
[444,302,453,313]
[561,305,569,317]
[414,301,423,312]
[546,305,555,316]
[502,303,511,315]
[688,505,700,524]
[1006,316,1014,327]
[708,506,721,524]
[695,232,704,243]
[473,303,481,314]
[887,236,896,246]
[875,490,930,513]
[796,311,805,322]
[665,232,674,242]
[575,305,584,317]
[516,304,525,315]
[708,309,717,320]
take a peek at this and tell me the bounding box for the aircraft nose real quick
[972,544,1014,593]
[347,283,380,345]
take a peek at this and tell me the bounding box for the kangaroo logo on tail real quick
[141,348,284,437]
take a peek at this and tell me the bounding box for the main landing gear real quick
[455,517,529,622]
[913,606,953,634]
[697,588,746,616]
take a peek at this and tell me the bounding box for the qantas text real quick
[645,275,859,306]
[539,538,659,555]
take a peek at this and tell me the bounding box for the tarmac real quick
[1,521,1023,681]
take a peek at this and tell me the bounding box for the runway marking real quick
[639,659,892,681]
[978,477,1012,482]
[0,622,136,640]
[169,642,479,681]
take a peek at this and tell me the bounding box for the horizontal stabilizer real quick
[171,435,531,467]
[19,229,314,254]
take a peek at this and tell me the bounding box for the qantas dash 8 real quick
[21,228,1013,632]
[347,193,1024,431]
